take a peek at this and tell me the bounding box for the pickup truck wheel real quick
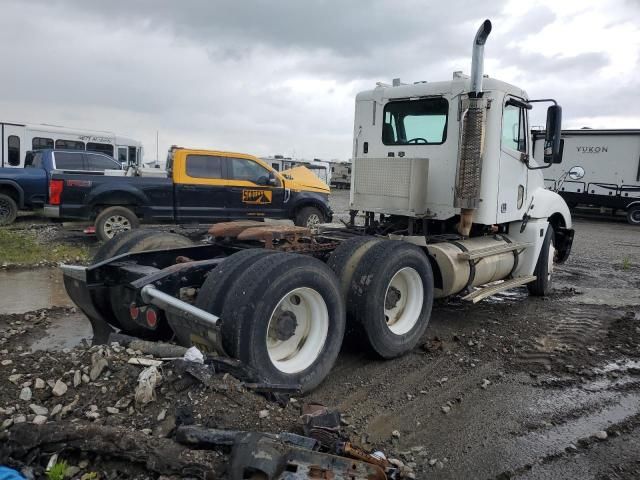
[167,248,274,349]
[528,225,555,296]
[349,240,434,359]
[221,253,345,392]
[627,205,640,225]
[95,206,140,242]
[107,231,194,338]
[327,236,381,312]
[294,206,325,229]
[0,193,18,226]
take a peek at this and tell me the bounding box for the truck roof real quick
[356,75,528,101]
[533,129,640,137]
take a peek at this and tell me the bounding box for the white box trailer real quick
[1,122,143,169]
[533,129,640,224]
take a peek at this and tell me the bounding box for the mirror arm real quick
[528,98,558,105]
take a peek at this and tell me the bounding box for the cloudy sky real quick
[1,0,639,162]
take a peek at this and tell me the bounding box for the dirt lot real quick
[1,190,639,479]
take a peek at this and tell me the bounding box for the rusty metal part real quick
[208,221,338,254]
[229,433,387,480]
[338,442,391,470]
[208,220,265,237]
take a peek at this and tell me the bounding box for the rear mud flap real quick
[62,272,114,345]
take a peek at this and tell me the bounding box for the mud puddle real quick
[29,311,92,351]
[0,267,72,314]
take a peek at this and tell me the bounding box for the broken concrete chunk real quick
[8,374,23,384]
[52,380,68,397]
[73,370,82,388]
[19,387,32,401]
[106,407,119,415]
[89,353,109,381]
[29,404,48,416]
[32,415,48,425]
[50,404,62,416]
[34,378,45,389]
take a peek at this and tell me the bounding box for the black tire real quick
[168,248,274,348]
[91,229,160,329]
[294,206,325,229]
[221,253,346,392]
[0,193,18,226]
[627,205,640,226]
[348,240,434,359]
[528,225,555,296]
[93,229,156,264]
[326,236,381,311]
[95,206,140,242]
[106,231,193,337]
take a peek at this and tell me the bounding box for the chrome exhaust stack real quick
[454,19,492,237]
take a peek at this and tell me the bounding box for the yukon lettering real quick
[577,146,608,153]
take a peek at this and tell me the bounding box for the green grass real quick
[0,228,89,266]
[46,460,68,480]
[622,257,631,271]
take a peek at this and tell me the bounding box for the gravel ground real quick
[0,190,639,479]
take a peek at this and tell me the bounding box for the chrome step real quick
[462,275,537,303]
[457,242,532,261]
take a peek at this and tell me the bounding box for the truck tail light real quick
[49,179,64,205]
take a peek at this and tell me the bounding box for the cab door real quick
[224,156,286,220]
[497,97,530,223]
[174,154,229,222]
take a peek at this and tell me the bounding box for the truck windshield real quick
[383,98,448,145]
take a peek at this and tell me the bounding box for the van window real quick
[118,147,128,163]
[382,98,448,145]
[54,152,85,170]
[128,146,137,165]
[86,142,114,156]
[32,137,54,150]
[7,135,20,166]
[85,153,120,171]
[55,139,85,150]
[186,155,222,179]
[229,158,270,184]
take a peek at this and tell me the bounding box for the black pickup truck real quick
[46,148,332,241]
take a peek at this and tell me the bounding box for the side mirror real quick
[544,105,563,164]
[268,171,277,186]
[568,165,585,180]
[256,175,269,186]
[24,151,34,167]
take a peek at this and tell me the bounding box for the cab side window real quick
[229,158,271,184]
[502,102,527,153]
[186,155,223,179]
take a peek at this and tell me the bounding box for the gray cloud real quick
[0,0,637,161]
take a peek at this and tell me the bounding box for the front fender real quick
[288,191,333,220]
[528,188,572,229]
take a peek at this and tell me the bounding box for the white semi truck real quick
[60,20,574,392]
[533,129,640,225]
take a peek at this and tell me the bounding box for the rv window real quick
[55,140,85,150]
[54,152,85,170]
[128,146,137,165]
[272,163,280,171]
[32,152,43,168]
[7,135,20,166]
[85,153,121,171]
[382,98,448,145]
[32,137,54,150]
[118,147,128,163]
[86,142,114,156]
[502,101,527,153]
[229,158,270,184]
[186,154,222,179]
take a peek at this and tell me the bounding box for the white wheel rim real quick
[104,215,132,238]
[384,267,424,335]
[266,287,329,374]
[547,243,555,281]
[307,214,321,228]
